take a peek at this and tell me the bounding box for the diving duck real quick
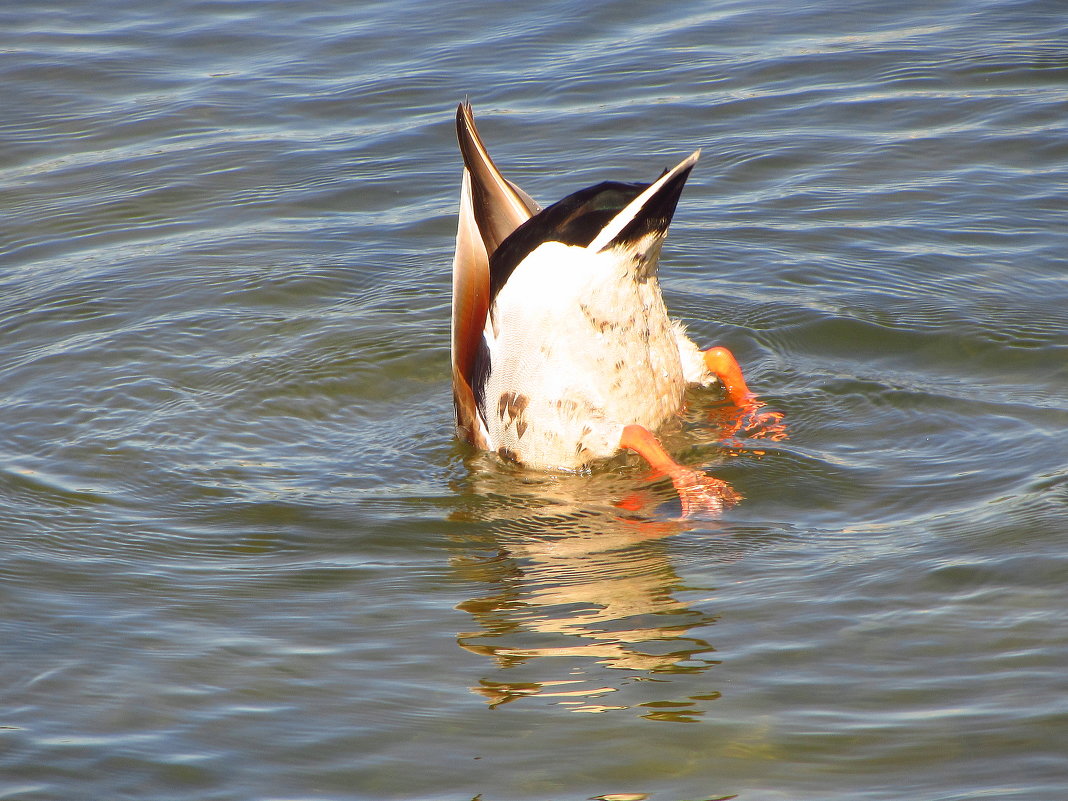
[450,102,759,515]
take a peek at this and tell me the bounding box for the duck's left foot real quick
[668,465,742,517]
[619,424,740,518]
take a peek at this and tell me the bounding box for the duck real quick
[450,102,761,516]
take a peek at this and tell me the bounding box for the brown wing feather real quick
[455,102,537,255]
[451,102,539,448]
[451,169,490,448]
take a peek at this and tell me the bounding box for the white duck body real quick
[483,238,687,469]
[465,146,711,470]
[451,103,736,477]
[451,103,767,515]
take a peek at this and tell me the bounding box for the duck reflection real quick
[448,458,737,719]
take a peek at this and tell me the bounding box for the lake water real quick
[2,1,1067,799]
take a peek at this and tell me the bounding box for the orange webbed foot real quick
[741,406,788,441]
[702,346,753,406]
[667,465,742,517]
[701,346,788,443]
[619,424,741,518]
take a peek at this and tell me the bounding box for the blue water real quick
[2,1,1067,799]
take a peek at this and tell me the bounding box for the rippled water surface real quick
[3,1,1067,799]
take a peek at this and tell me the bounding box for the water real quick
[2,1,1067,799]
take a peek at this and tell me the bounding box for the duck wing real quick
[451,102,540,447]
[455,101,539,253]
